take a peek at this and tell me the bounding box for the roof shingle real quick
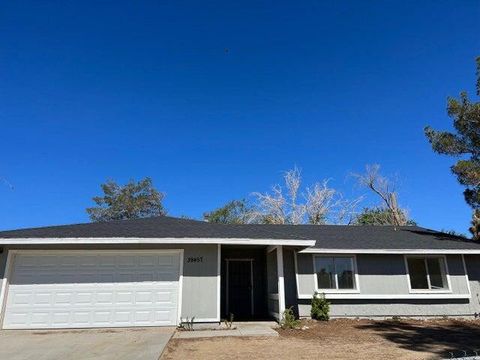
[0,216,479,250]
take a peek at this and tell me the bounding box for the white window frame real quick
[313,254,360,293]
[404,255,452,294]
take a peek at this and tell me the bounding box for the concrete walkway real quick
[0,327,175,360]
[174,321,279,339]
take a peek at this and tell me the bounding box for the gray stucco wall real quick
[283,248,299,316]
[295,252,478,318]
[298,299,477,318]
[0,244,219,321]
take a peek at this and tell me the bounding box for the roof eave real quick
[300,248,480,254]
[0,237,317,247]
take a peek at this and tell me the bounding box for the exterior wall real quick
[283,248,299,315]
[463,255,480,315]
[2,244,479,322]
[0,244,220,322]
[295,252,477,318]
[298,299,477,318]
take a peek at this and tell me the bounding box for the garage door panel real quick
[3,252,181,329]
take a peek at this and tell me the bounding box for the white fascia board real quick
[297,293,471,300]
[300,248,480,255]
[0,237,316,247]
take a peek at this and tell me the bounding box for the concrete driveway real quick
[0,327,175,360]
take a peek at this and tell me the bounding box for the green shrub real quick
[311,292,330,321]
[280,307,300,329]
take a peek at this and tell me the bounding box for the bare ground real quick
[161,319,480,359]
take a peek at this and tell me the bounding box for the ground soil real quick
[161,318,480,359]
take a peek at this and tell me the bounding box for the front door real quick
[227,260,253,319]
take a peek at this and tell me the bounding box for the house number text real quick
[187,256,203,263]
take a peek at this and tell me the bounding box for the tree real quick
[354,207,416,226]
[86,178,166,222]
[354,164,413,226]
[470,210,480,240]
[424,57,480,238]
[203,199,251,224]
[250,167,361,225]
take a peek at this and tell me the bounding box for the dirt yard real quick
[161,318,480,359]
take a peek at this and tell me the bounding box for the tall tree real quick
[425,57,480,208]
[354,207,416,226]
[425,57,480,238]
[203,200,251,224]
[354,164,412,226]
[86,178,166,222]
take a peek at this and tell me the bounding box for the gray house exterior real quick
[0,216,479,329]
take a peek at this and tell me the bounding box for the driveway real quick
[0,327,175,360]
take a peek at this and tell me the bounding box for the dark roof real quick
[0,216,479,250]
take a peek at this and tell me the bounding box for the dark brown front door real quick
[227,260,253,319]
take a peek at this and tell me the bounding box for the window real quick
[406,256,449,291]
[314,256,356,291]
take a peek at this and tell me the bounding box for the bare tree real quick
[305,181,361,225]
[250,168,360,225]
[251,183,293,224]
[353,164,410,226]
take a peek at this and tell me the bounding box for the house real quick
[0,216,479,330]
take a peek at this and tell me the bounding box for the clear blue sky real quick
[1,1,479,233]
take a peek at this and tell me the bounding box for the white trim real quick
[277,246,286,316]
[266,245,277,253]
[0,237,316,246]
[462,254,472,296]
[3,249,184,255]
[294,250,299,298]
[177,249,184,326]
[404,255,452,294]
[312,254,360,293]
[297,293,471,300]
[0,249,185,328]
[216,244,221,322]
[301,248,480,254]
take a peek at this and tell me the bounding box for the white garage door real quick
[3,251,182,329]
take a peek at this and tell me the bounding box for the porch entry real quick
[221,246,268,320]
[226,259,254,318]
[220,245,288,321]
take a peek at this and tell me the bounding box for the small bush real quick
[311,292,330,321]
[179,316,195,331]
[223,313,234,329]
[280,307,300,329]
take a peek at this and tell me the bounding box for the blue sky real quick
[0,1,479,233]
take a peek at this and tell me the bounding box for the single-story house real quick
[0,216,480,330]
